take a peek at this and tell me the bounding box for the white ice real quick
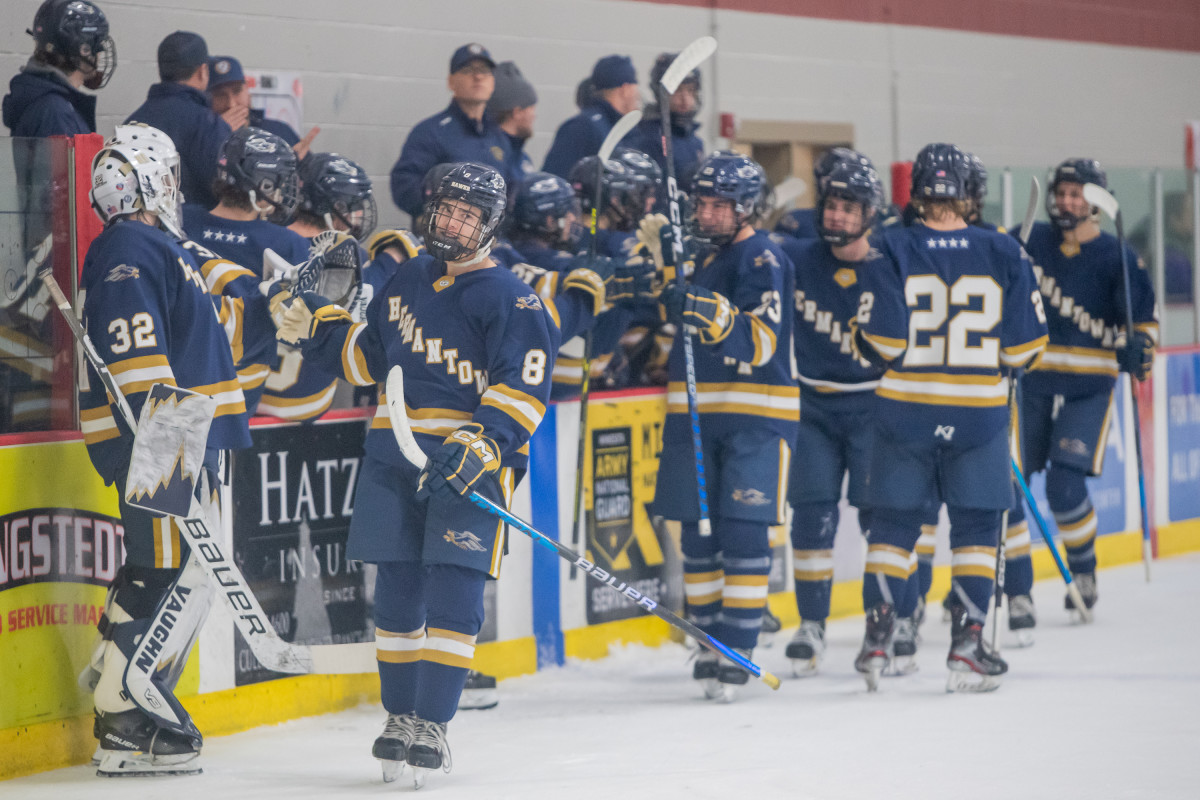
[10,555,1200,799]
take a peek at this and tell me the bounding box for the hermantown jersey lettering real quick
[302,254,560,469]
[1017,221,1158,396]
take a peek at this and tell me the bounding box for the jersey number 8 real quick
[904,275,1002,369]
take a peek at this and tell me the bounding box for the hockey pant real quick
[682,517,771,651]
[374,561,486,725]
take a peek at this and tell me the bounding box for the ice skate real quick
[941,590,963,623]
[946,609,1007,693]
[854,603,895,692]
[372,712,417,783]
[715,649,752,703]
[94,709,202,777]
[457,670,499,710]
[759,607,782,644]
[886,617,919,676]
[912,595,927,636]
[785,619,826,677]
[1065,572,1097,622]
[692,647,722,700]
[1007,594,1036,647]
[406,717,452,789]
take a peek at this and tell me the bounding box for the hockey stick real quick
[658,36,717,537]
[38,266,375,675]
[1020,176,1040,245]
[1010,458,1093,622]
[385,365,780,690]
[1081,183,1153,583]
[571,109,644,579]
[990,378,1018,653]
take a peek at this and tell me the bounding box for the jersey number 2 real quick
[904,275,1001,368]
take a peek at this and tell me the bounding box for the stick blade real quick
[384,366,428,469]
[598,110,643,163]
[659,36,717,94]
[1083,182,1119,221]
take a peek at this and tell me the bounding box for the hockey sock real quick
[789,502,838,621]
[1002,515,1034,597]
[896,550,920,617]
[374,561,427,716]
[861,509,923,612]
[915,521,936,599]
[415,564,486,724]
[681,522,722,636]
[1046,464,1097,574]
[715,518,771,651]
[947,506,1002,625]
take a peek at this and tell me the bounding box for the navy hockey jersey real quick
[303,255,561,469]
[860,224,1049,445]
[79,220,251,484]
[665,231,799,441]
[1015,221,1158,397]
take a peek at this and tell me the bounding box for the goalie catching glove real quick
[1116,330,1154,381]
[416,423,501,502]
[659,283,736,344]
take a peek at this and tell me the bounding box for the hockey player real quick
[626,52,704,189]
[1002,159,1157,629]
[80,140,252,775]
[854,143,1048,692]
[774,147,873,241]
[781,157,888,676]
[543,55,640,178]
[3,0,115,136]
[644,151,797,700]
[182,126,309,412]
[281,163,560,786]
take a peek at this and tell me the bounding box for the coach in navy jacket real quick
[542,55,640,179]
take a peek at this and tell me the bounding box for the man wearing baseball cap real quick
[388,43,514,219]
[207,55,301,146]
[486,61,538,179]
[542,54,640,179]
[125,31,232,209]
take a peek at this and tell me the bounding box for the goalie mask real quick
[29,0,117,90]
[89,143,183,238]
[297,152,378,239]
[107,123,184,235]
[216,127,300,225]
[817,161,882,247]
[422,162,507,263]
[1047,158,1107,231]
[687,150,763,247]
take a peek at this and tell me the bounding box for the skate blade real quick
[412,766,429,789]
[1068,608,1094,624]
[718,684,739,703]
[457,688,499,710]
[945,669,1002,694]
[96,749,201,777]
[700,678,724,700]
[884,656,918,677]
[379,759,404,783]
[858,656,886,692]
[90,745,102,767]
[790,658,819,678]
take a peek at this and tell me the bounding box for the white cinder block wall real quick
[4,0,1199,228]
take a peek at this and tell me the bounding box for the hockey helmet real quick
[29,0,116,89]
[297,152,378,239]
[911,143,971,202]
[817,161,883,247]
[511,171,582,249]
[688,150,764,246]
[1047,158,1107,230]
[569,155,642,231]
[216,126,300,225]
[422,162,507,262]
[89,143,182,237]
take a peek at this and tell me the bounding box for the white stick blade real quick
[598,110,643,163]
[659,36,717,94]
[1083,182,1119,221]
[385,365,429,469]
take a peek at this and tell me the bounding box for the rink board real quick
[2,347,1200,779]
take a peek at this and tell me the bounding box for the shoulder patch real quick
[105,264,140,282]
[515,293,543,311]
[752,250,780,269]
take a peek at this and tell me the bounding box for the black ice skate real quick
[941,590,964,623]
[457,670,499,710]
[373,712,418,783]
[715,649,753,703]
[692,647,723,699]
[1065,572,1097,622]
[785,619,826,677]
[946,609,1008,693]
[854,603,895,692]
[886,617,919,676]
[1007,594,1036,647]
[406,717,452,789]
[94,709,202,777]
[913,595,927,633]
[759,607,782,641]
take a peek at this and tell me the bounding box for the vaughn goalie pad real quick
[125,384,216,517]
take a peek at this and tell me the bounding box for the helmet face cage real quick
[613,147,662,217]
[422,163,507,262]
[89,144,182,237]
[911,143,971,203]
[687,151,763,246]
[108,123,183,231]
[569,157,642,231]
[31,0,116,89]
[817,162,881,247]
[218,127,300,224]
[299,154,377,238]
[1047,158,1107,230]
[513,173,582,248]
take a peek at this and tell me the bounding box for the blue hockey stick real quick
[384,365,780,690]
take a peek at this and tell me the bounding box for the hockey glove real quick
[1116,330,1155,381]
[846,317,893,370]
[567,253,621,283]
[562,267,608,316]
[416,423,501,501]
[659,284,736,345]
[636,214,670,270]
[607,256,659,306]
[365,228,421,264]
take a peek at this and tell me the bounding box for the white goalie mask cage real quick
[89,142,184,238]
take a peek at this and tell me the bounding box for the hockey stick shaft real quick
[385,366,780,690]
[658,38,717,536]
[1020,176,1040,246]
[1081,183,1153,582]
[39,266,372,674]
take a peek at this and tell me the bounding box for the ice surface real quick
[10,555,1200,799]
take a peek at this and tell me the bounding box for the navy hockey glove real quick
[607,256,659,306]
[1116,330,1155,381]
[416,423,501,502]
[365,228,421,263]
[847,317,893,370]
[659,283,736,345]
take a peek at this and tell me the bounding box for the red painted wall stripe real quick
[637,0,1200,53]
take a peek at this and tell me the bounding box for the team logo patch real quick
[215,59,231,75]
[490,145,504,162]
[731,488,770,506]
[105,264,140,282]
[833,267,857,288]
[444,529,487,552]
[752,250,779,269]
[515,293,543,311]
[1058,437,1090,457]
[245,136,277,154]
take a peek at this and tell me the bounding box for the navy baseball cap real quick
[157,31,208,79]
[450,43,495,74]
[591,55,636,90]
[207,55,246,90]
